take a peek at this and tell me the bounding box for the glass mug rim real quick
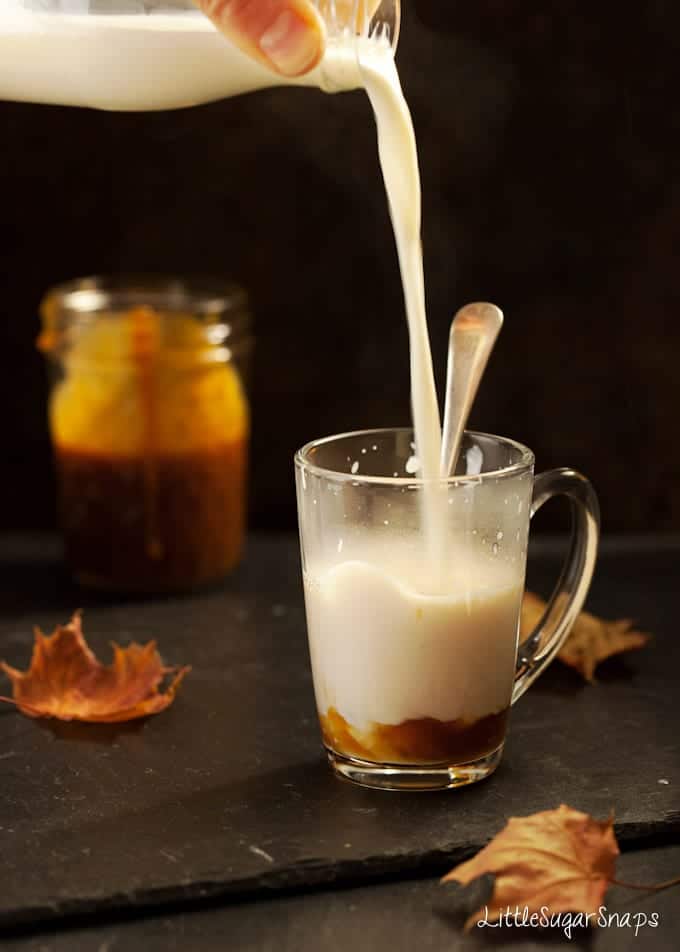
[295,427,535,487]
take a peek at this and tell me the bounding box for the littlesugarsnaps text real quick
[477,906,660,940]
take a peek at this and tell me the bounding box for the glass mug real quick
[295,428,599,791]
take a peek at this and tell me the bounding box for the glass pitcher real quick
[0,0,399,110]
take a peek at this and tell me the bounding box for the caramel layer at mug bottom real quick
[319,705,509,766]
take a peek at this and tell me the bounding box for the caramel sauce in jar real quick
[55,442,246,592]
[39,278,252,593]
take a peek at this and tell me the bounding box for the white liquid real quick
[360,55,441,482]
[359,51,445,568]
[0,11,364,110]
[305,546,522,728]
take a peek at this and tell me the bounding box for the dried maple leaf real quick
[0,612,190,722]
[442,804,619,929]
[520,591,650,683]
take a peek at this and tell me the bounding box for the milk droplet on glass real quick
[466,444,484,476]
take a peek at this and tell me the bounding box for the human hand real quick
[193,0,327,78]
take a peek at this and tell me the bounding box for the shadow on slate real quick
[0,533,679,931]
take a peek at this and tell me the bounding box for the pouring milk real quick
[1,7,521,752]
[298,34,524,758]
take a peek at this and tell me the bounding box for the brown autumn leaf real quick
[0,612,190,722]
[521,591,650,683]
[442,804,619,929]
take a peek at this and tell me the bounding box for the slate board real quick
[0,533,678,929]
[7,842,680,951]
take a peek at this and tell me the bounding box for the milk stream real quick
[358,50,445,574]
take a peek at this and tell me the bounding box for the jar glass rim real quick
[41,273,248,318]
[38,274,252,361]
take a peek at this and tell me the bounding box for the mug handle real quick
[512,468,600,704]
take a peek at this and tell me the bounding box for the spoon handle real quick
[440,302,504,478]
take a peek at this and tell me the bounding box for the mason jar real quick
[38,275,253,593]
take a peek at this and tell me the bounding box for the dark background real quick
[1,1,678,533]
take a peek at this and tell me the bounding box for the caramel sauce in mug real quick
[320,706,509,766]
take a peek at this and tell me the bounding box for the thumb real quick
[195,0,326,78]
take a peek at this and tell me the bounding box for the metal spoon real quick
[440,302,504,477]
